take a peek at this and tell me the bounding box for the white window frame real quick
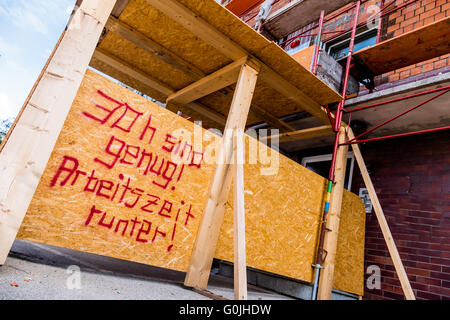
[301,152,355,191]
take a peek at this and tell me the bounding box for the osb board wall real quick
[91,0,342,126]
[17,70,365,295]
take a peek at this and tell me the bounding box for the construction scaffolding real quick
[0,0,448,301]
[261,0,449,300]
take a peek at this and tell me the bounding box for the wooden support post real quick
[317,127,349,300]
[233,129,247,300]
[0,0,118,264]
[184,61,259,290]
[347,128,416,300]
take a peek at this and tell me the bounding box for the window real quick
[301,152,355,191]
[327,28,377,60]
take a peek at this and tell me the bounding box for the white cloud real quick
[0,0,76,36]
[0,0,77,122]
[0,92,18,119]
[2,2,47,35]
[0,35,20,58]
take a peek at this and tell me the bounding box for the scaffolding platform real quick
[262,0,354,39]
[339,17,450,89]
[90,0,342,130]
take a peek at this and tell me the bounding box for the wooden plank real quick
[142,0,331,125]
[184,62,259,290]
[93,48,173,96]
[262,125,333,143]
[111,0,130,18]
[94,0,344,128]
[167,57,248,105]
[0,0,118,264]
[93,48,228,126]
[317,127,349,300]
[222,86,294,132]
[190,288,229,300]
[105,16,205,80]
[103,18,292,132]
[145,0,247,61]
[233,130,248,300]
[258,64,330,125]
[354,17,450,76]
[96,0,344,122]
[249,104,295,132]
[185,102,227,126]
[348,128,416,300]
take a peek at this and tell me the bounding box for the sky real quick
[0,0,76,121]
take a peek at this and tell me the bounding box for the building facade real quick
[221,0,450,300]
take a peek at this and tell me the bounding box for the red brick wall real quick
[230,0,450,300]
[379,0,450,86]
[351,130,450,300]
[234,0,450,87]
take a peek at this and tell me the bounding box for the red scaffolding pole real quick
[312,0,361,301]
[343,126,450,145]
[343,88,450,145]
[280,0,420,50]
[344,85,450,113]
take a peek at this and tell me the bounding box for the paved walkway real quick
[0,240,293,300]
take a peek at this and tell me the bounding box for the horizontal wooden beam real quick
[145,0,247,61]
[220,87,294,133]
[105,16,205,80]
[93,48,173,96]
[261,125,333,143]
[101,8,303,132]
[250,104,295,133]
[184,102,227,126]
[93,48,227,126]
[258,67,330,125]
[111,0,130,18]
[145,0,330,125]
[167,57,248,105]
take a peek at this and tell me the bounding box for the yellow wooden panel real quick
[17,70,364,295]
[334,191,366,294]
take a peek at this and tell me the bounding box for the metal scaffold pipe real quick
[311,0,361,300]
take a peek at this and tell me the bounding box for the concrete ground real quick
[0,240,293,300]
